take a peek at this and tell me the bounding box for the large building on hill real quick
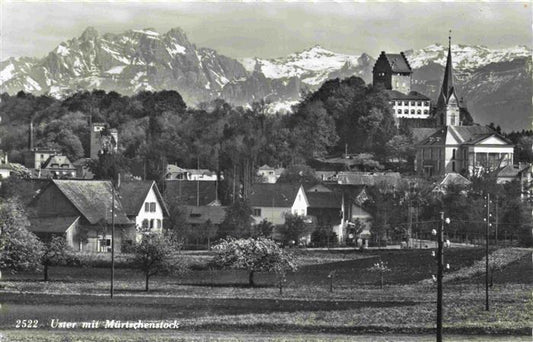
[373,51,413,94]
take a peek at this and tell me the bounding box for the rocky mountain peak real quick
[80,26,99,41]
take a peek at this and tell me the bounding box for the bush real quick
[311,228,338,247]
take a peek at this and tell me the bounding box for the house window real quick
[403,101,408,106]
[411,109,415,114]
[404,110,408,114]
[144,203,150,212]
[150,202,156,212]
[425,101,430,106]
[424,110,429,114]
[452,161,456,172]
[452,149,456,160]
[417,101,422,106]
[150,219,155,229]
[142,219,149,229]
[397,109,402,114]
[410,101,415,106]
[253,208,262,217]
[417,110,421,114]
[157,219,162,229]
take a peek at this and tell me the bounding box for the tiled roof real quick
[449,125,494,144]
[248,183,302,208]
[384,53,412,73]
[119,181,155,216]
[52,180,131,225]
[306,192,342,209]
[183,205,227,225]
[29,216,80,233]
[418,127,447,146]
[387,90,430,101]
[412,128,439,144]
[164,180,218,206]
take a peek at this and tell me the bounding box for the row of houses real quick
[18,176,378,252]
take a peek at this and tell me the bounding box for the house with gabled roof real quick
[39,154,76,179]
[119,180,169,242]
[248,183,308,226]
[28,179,133,252]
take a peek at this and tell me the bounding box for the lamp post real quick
[484,193,491,311]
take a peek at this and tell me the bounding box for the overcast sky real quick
[1,1,532,60]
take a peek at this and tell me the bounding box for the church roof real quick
[418,125,513,147]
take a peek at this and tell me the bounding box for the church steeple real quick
[436,31,461,127]
[438,31,455,107]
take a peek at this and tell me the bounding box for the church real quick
[373,35,515,178]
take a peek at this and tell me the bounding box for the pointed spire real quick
[438,30,455,106]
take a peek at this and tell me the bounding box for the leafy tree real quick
[212,237,297,287]
[133,232,184,291]
[41,235,76,281]
[87,152,129,181]
[252,219,274,238]
[218,198,253,238]
[163,194,191,244]
[500,198,532,247]
[277,214,311,246]
[367,260,391,289]
[290,101,339,160]
[0,198,43,273]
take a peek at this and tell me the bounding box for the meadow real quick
[0,248,531,341]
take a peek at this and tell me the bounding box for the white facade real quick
[251,186,308,225]
[134,185,164,241]
[391,99,431,119]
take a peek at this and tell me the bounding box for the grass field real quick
[0,248,531,340]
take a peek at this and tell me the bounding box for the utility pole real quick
[110,182,115,299]
[485,193,490,311]
[436,212,445,342]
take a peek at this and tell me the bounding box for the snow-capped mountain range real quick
[1,27,531,130]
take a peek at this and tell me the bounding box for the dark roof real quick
[387,90,430,101]
[119,180,154,216]
[384,52,412,73]
[248,183,303,208]
[164,180,218,206]
[306,192,342,209]
[419,126,513,147]
[411,128,438,144]
[183,205,227,225]
[418,127,447,146]
[450,125,495,143]
[51,180,131,225]
[29,216,80,233]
